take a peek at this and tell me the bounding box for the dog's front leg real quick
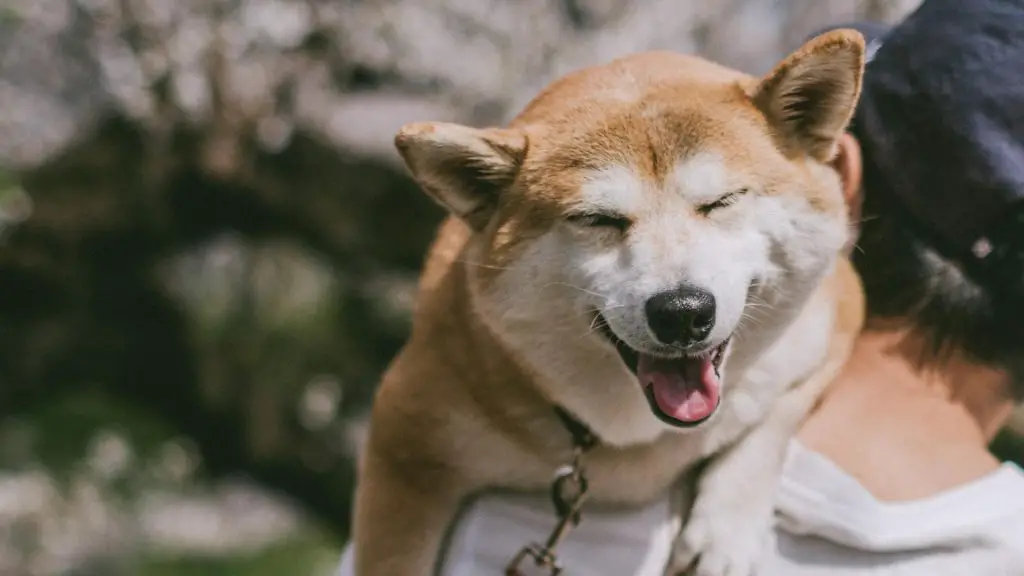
[351,449,467,576]
[668,354,848,576]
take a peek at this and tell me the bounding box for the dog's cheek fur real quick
[749,176,849,312]
[474,231,582,333]
[472,224,673,446]
[468,165,627,346]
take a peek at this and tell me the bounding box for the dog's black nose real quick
[644,285,716,346]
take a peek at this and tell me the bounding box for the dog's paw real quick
[668,512,774,576]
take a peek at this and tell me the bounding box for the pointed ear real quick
[750,29,865,162]
[394,122,527,231]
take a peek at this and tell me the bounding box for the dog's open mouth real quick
[595,314,729,428]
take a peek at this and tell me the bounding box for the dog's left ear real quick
[750,29,865,162]
[395,122,527,231]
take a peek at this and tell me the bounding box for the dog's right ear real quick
[395,122,527,231]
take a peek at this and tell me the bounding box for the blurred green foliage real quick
[993,428,1024,464]
[137,534,340,576]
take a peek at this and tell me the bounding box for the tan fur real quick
[354,30,866,576]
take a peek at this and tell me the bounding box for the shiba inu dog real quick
[350,29,867,576]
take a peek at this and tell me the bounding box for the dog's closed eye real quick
[566,211,632,233]
[696,187,751,216]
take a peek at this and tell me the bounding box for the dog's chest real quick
[579,433,706,506]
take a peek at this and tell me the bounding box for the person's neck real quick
[796,329,1016,502]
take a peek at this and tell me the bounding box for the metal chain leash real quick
[505,408,597,575]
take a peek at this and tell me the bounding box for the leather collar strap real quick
[553,406,598,451]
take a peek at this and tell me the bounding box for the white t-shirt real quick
[336,441,1024,575]
[765,442,1024,575]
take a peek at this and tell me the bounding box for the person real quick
[337,1,1024,574]
[761,1,1024,573]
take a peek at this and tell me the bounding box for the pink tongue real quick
[637,353,721,423]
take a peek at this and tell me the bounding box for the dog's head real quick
[395,31,865,445]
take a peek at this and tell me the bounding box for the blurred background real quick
[1,0,1022,574]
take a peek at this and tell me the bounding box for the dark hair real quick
[824,1,1024,399]
[852,136,1024,399]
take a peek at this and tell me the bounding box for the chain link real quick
[504,446,591,576]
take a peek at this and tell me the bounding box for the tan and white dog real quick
[351,30,867,576]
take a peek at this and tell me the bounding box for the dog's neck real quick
[428,258,533,387]
[421,257,585,448]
